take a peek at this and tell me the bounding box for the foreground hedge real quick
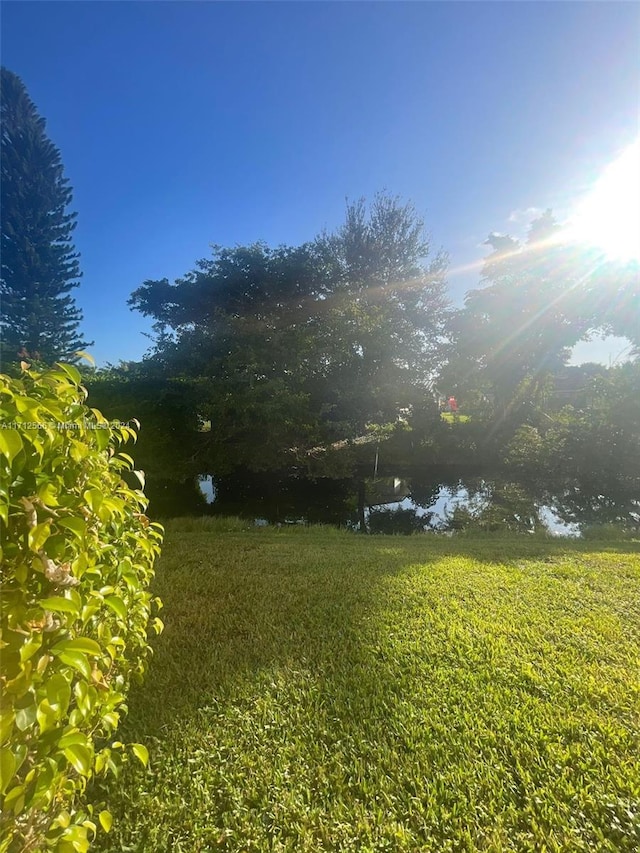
[0,362,163,852]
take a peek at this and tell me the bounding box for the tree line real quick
[2,66,639,527]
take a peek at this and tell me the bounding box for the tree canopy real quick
[444,210,639,414]
[0,67,90,366]
[126,193,451,475]
[87,200,638,529]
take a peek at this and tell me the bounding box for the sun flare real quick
[566,139,640,263]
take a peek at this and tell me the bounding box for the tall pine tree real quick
[1,67,91,365]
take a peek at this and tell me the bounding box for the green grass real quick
[440,412,471,423]
[92,525,640,852]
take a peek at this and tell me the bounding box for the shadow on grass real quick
[112,529,639,738]
[91,529,435,848]
[89,528,640,852]
[117,531,437,736]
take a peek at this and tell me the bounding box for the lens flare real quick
[565,139,640,263]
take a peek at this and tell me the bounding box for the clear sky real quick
[2,0,639,365]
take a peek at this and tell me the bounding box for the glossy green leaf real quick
[0,748,16,794]
[0,367,162,850]
[104,596,127,621]
[94,750,108,775]
[40,596,80,615]
[52,637,102,657]
[69,439,88,461]
[55,810,72,829]
[83,488,103,512]
[0,709,16,741]
[46,673,72,714]
[54,363,82,385]
[28,521,51,553]
[101,712,119,730]
[95,428,111,451]
[37,481,60,507]
[58,731,89,750]
[131,469,146,489]
[98,810,113,832]
[89,407,109,425]
[57,651,91,680]
[3,782,25,815]
[131,743,149,767]
[14,704,36,732]
[0,428,23,463]
[63,743,92,776]
[57,516,87,539]
[82,819,97,840]
[36,700,57,734]
[19,633,43,662]
[4,664,32,695]
[14,396,40,416]
[43,532,67,559]
[56,827,89,853]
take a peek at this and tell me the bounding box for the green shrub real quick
[581,523,638,541]
[0,362,163,852]
[367,507,433,535]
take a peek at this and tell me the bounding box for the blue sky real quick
[2,0,639,365]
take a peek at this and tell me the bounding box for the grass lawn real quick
[440,413,471,423]
[92,522,640,852]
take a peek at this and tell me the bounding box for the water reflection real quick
[193,471,636,536]
[368,478,579,536]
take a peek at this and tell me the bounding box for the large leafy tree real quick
[579,257,640,355]
[504,361,640,528]
[453,212,587,409]
[128,193,450,477]
[84,364,212,515]
[309,194,449,441]
[129,242,329,473]
[446,210,639,419]
[1,67,90,365]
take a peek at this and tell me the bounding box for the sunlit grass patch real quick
[92,529,640,852]
[440,412,471,423]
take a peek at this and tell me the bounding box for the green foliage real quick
[423,415,498,469]
[126,243,330,475]
[581,524,639,542]
[0,68,91,366]
[503,363,640,529]
[449,210,639,416]
[578,259,640,353]
[83,369,204,481]
[310,193,450,441]
[126,193,450,478]
[0,363,163,851]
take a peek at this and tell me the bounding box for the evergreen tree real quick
[1,67,91,365]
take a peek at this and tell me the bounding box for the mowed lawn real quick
[92,522,640,853]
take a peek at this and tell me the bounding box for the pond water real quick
[196,472,618,536]
[379,486,580,536]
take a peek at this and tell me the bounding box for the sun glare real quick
[566,139,640,263]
